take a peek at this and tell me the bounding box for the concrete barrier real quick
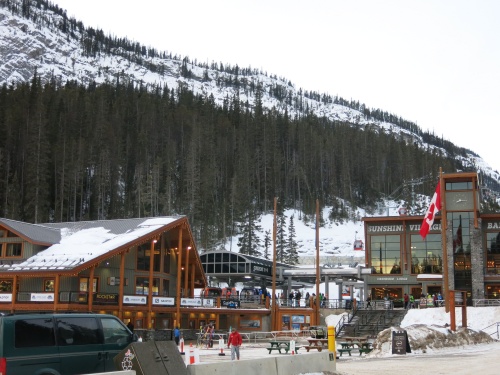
[83,371,135,375]
[187,352,334,375]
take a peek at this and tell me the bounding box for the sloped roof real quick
[0,218,61,245]
[0,216,183,272]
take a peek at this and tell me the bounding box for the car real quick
[0,312,137,375]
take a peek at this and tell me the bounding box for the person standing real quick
[404,293,409,309]
[174,326,180,346]
[227,327,242,360]
[127,321,134,332]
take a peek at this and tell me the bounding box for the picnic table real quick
[358,342,373,355]
[337,342,353,357]
[266,340,301,354]
[304,338,329,352]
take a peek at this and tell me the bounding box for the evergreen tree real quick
[276,205,287,263]
[237,210,262,257]
[263,230,271,260]
[285,215,299,265]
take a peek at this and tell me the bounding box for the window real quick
[6,243,22,257]
[486,232,500,275]
[15,318,56,347]
[135,277,160,295]
[0,279,13,292]
[100,317,130,344]
[44,279,55,292]
[56,317,101,346]
[79,277,98,293]
[136,242,160,272]
[410,233,442,274]
[370,235,401,274]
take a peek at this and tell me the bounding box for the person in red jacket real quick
[227,327,242,360]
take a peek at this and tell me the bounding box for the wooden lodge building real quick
[0,216,324,333]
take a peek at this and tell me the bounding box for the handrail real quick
[480,322,500,340]
[473,299,500,307]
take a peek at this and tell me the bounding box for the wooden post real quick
[272,197,277,331]
[118,252,125,320]
[315,199,320,326]
[176,227,183,327]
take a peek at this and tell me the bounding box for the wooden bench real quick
[304,345,323,352]
[337,348,352,356]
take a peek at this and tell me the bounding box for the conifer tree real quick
[276,205,287,263]
[263,230,271,260]
[237,209,262,257]
[285,215,299,265]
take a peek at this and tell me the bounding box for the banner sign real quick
[0,294,12,302]
[123,295,147,304]
[30,293,54,302]
[152,297,175,306]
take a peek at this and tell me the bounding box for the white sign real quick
[202,298,214,307]
[123,295,147,304]
[31,293,54,302]
[152,297,175,306]
[181,298,202,307]
[0,294,12,302]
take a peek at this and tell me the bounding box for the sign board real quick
[392,330,411,355]
[152,297,175,306]
[123,295,147,304]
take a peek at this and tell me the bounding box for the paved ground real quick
[184,339,500,374]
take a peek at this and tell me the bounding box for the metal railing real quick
[480,322,500,340]
[473,299,500,307]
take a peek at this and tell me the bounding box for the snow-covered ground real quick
[193,306,499,375]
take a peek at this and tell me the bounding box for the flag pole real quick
[272,197,278,330]
[315,199,320,325]
[439,168,449,312]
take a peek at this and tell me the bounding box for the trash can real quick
[114,341,187,375]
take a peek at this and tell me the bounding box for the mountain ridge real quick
[1,0,499,190]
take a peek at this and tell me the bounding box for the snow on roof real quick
[7,217,178,271]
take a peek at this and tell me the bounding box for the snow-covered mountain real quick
[1,0,499,186]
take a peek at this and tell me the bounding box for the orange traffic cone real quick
[179,337,185,355]
[189,343,195,364]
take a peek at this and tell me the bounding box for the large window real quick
[410,233,442,274]
[485,284,500,299]
[486,232,500,275]
[5,242,22,257]
[137,242,160,272]
[449,212,473,290]
[135,277,159,295]
[370,235,401,274]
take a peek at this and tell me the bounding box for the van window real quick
[100,317,130,344]
[15,318,56,347]
[56,317,101,345]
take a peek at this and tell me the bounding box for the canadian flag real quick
[420,181,442,239]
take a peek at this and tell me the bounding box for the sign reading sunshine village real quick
[368,223,441,233]
[251,264,272,276]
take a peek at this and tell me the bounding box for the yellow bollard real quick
[328,325,336,362]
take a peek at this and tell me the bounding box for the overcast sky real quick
[54,0,500,174]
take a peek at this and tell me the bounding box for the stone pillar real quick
[471,217,484,300]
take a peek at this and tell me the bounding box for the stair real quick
[338,309,408,338]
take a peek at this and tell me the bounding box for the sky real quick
[52,1,500,174]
